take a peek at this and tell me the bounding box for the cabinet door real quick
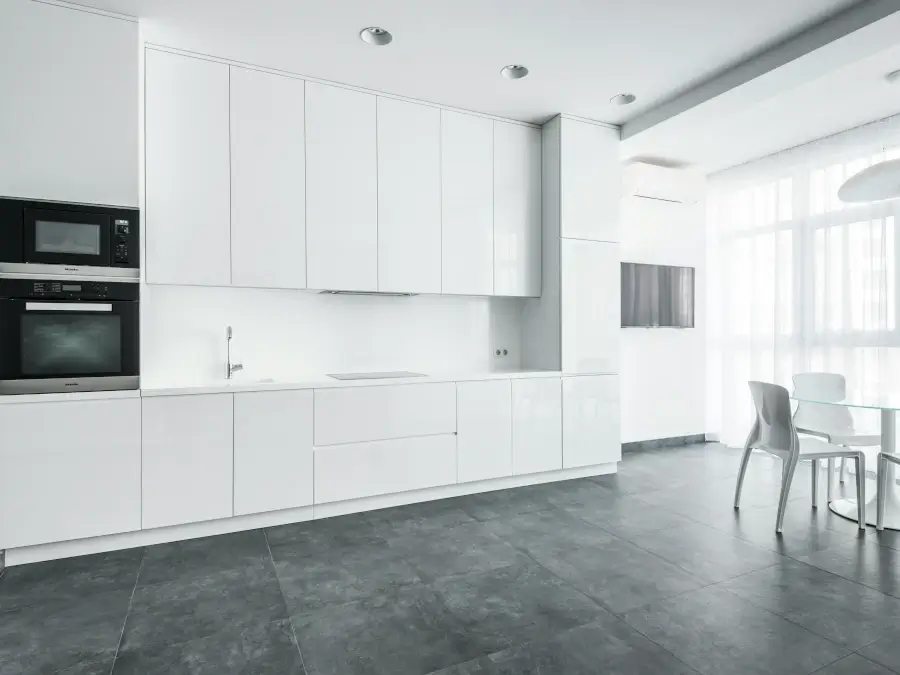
[512,378,562,475]
[563,375,620,468]
[560,118,620,242]
[234,390,313,516]
[457,380,512,483]
[377,97,442,294]
[0,1,138,207]
[145,50,231,285]
[231,67,306,289]
[494,122,541,297]
[0,398,141,549]
[441,111,494,295]
[142,394,234,529]
[561,238,619,374]
[305,82,377,291]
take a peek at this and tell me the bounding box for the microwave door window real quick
[35,220,102,256]
[21,313,122,376]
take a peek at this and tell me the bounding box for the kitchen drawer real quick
[314,434,457,504]
[314,382,456,445]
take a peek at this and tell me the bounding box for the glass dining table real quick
[792,390,900,530]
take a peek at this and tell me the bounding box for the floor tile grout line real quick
[108,548,146,674]
[263,528,310,674]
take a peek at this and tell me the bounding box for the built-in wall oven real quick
[0,197,139,278]
[0,278,139,394]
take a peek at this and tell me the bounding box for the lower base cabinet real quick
[457,380,512,483]
[141,393,234,529]
[513,377,562,475]
[234,390,313,516]
[0,398,141,550]
[563,375,621,468]
[314,434,457,504]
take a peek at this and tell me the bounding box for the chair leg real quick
[734,444,753,509]
[827,458,835,502]
[811,459,819,509]
[840,457,847,484]
[855,453,867,531]
[877,453,888,531]
[776,456,798,533]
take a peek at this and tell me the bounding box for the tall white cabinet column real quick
[523,115,622,468]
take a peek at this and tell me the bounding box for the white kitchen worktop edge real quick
[0,370,620,403]
[140,370,573,397]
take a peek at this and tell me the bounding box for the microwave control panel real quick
[114,219,132,264]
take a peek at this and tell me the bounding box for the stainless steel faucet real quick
[226,326,243,379]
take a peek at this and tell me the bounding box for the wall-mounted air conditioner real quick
[623,162,703,205]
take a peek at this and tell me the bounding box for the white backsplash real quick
[140,284,525,386]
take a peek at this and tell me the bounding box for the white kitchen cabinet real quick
[441,111,494,295]
[0,398,141,550]
[0,2,138,207]
[512,378,562,475]
[561,238,620,374]
[141,394,234,529]
[457,380,512,483]
[145,50,231,286]
[230,67,306,289]
[494,122,542,297]
[560,118,621,243]
[234,390,313,516]
[377,97,442,294]
[315,435,457,504]
[305,82,377,291]
[314,383,456,446]
[563,375,621,468]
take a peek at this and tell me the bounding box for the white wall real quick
[140,285,524,386]
[619,188,707,443]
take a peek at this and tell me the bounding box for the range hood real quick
[318,290,418,297]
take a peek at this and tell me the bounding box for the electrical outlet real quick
[494,348,509,358]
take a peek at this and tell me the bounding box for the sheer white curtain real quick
[708,115,900,447]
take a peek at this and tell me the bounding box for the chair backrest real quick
[792,372,854,433]
[748,381,797,458]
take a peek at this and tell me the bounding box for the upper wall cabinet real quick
[0,2,138,206]
[306,83,378,292]
[377,98,442,294]
[145,50,231,286]
[230,67,306,289]
[560,118,620,243]
[494,122,541,297]
[441,111,494,296]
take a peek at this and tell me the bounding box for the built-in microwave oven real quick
[0,197,139,278]
[0,278,139,394]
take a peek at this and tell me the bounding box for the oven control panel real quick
[0,278,139,302]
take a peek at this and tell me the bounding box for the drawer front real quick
[314,382,456,445]
[314,434,457,504]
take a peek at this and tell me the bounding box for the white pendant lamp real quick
[838,158,900,203]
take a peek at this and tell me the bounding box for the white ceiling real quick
[74,0,861,125]
[624,42,900,172]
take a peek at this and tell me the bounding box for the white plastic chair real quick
[877,451,900,531]
[735,381,867,533]
[792,373,879,501]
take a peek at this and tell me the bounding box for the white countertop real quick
[0,369,620,403]
[139,369,568,397]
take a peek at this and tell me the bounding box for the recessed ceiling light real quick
[610,93,637,106]
[500,65,529,80]
[360,27,392,46]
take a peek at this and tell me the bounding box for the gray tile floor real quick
[3,443,900,674]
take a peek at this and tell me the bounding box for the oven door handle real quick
[24,302,113,312]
